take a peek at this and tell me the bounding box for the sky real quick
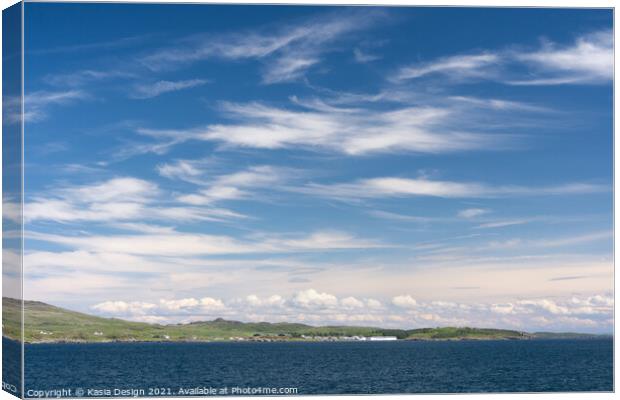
[11,5,613,332]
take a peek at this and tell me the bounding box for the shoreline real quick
[5,335,612,345]
[4,299,609,346]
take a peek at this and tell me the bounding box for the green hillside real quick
[1,298,607,343]
[406,327,527,340]
[3,298,387,342]
[4,297,157,343]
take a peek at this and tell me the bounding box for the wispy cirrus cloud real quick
[393,30,612,86]
[30,229,387,257]
[508,30,613,85]
[457,208,490,219]
[353,47,381,63]
[34,10,378,101]
[140,11,382,84]
[174,165,298,205]
[136,98,514,156]
[130,78,208,99]
[157,159,204,182]
[392,52,501,82]
[533,231,613,248]
[111,78,552,161]
[44,69,135,87]
[156,161,301,205]
[296,176,608,200]
[368,210,452,224]
[23,176,246,224]
[475,219,531,229]
[5,90,89,123]
[415,231,612,264]
[29,34,156,56]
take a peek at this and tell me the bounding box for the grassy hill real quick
[1,298,607,343]
[4,297,157,343]
[406,327,527,340]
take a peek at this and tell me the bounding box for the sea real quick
[3,338,613,397]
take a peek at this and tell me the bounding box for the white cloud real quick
[262,54,319,84]
[30,229,385,257]
[31,34,151,56]
[87,291,613,332]
[368,210,452,224]
[159,297,224,312]
[93,297,224,317]
[44,69,134,87]
[292,289,339,309]
[140,11,378,84]
[366,299,382,309]
[392,30,612,87]
[392,295,418,308]
[159,298,201,311]
[24,249,170,275]
[131,315,170,324]
[176,165,293,205]
[25,177,246,224]
[2,198,21,224]
[534,231,613,248]
[490,303,514,315]
[340,296,365,308]
[571,295,614,308]
[510,30,613,85]
[92,301,157,315]
[393,52,500,82]
[242,294,286,308]
[475,219,530,229]
[353,48,381,63]
[518,299,569,315]
[131,79,208,99]
[157,160,204,183]
[274,231,385,251]
[113,223,175,234]
[198,297,226,310]
[457,208,489,219]
[448,96,551,112]
[490,295,614,318]
[298,177,608,200]
[26,90,88,108]
[138,100,510,156]
[4,90,89,123]
[61,177,158,203]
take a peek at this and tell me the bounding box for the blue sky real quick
[14,5,613,332]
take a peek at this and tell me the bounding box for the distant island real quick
[2,298,609,344]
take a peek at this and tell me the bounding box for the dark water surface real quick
[14,338,614,396]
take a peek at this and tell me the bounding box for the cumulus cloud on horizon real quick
[90,290,614,333]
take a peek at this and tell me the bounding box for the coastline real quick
[4,298,610,345]
[5,335,612,345]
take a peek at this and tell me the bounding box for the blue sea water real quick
[6,338,614,396]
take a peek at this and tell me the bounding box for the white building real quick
[369,336,398,341]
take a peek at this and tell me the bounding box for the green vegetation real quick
[2,298,608,343]
[531,331,611,339]
[406,327,527,340]
[4,298,157,343]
